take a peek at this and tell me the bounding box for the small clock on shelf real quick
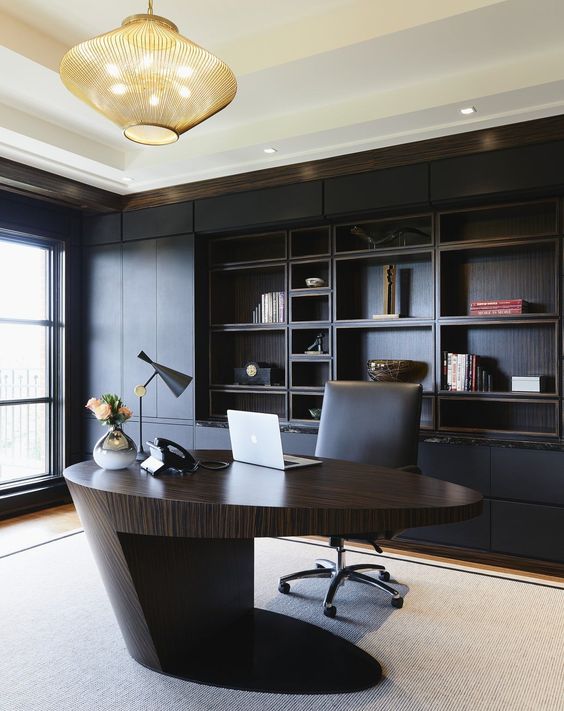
[234,361,283,386]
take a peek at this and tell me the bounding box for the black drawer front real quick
[83,212,121,245]
[123,201,194,240]
[491,500,564,562]
[399,499,490,550]
[195,182,323,232]
[324,163,429,216]
[431,140,564,202]
[491,448,564,506]
[418,442,490,495]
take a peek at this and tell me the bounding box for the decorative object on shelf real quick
[60,0,237,146]
[367,359,417,383]
[86,394,136,470]
[305,277,326,288]
[253,291,285,323]
[305,332,327,355]
[511,376,543,392]
[135,351,192,460]
[371,265,400,319]
[233,361,283,386]
[308,407,322,420]
[350,225,430,250]
[470,299,529,316]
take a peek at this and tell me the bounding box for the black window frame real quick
[0,230,65,493]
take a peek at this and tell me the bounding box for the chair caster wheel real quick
[379,571,391,582]
[278,582,290,594]
[391,596,403,609]
[323,605,337,618]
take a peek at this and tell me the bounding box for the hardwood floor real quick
[1,505,562,585]
[0,504,81,557]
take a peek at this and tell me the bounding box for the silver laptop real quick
[227,410,321,470]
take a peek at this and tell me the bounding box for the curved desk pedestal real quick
[65,455,483,694]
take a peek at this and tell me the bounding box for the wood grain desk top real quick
[64,452,483,539]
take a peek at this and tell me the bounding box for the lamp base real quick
[136,449,149,462]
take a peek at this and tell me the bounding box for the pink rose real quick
[118,406,133,420]
[85,397,101,412]
[93,403,112,420]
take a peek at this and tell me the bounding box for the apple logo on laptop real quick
[250,433,258,445]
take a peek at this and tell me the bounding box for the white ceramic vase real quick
[93,425,137,470]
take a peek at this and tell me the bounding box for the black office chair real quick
[278,380,422,618]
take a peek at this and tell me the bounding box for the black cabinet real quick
[195,182,323,232]
[418,442,491,494]
[431,140,564,202]
[324,163,429,216]
[83,244,122,398]
[123,201,193,241]
[491,500,564,562]
[491,448,564,506]
[83,212,121,245]
[400,500,491,550]
[400,443,491,549]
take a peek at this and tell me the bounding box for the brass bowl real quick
[367,359,416,382]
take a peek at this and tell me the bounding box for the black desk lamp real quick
[134,350,192,461]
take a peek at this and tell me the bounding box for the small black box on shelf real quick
[233,365,283,386]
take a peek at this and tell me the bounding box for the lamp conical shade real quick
[60,11,237,146]
[137,351,192,397]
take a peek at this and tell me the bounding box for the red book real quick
[470,307,524,315]
[470,299,527,308]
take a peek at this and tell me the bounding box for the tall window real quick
[0,236,63,487]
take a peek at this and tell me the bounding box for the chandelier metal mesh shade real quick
[60,3,237,145]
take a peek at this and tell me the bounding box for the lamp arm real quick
[136,371,158,461]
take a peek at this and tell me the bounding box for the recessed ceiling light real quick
[122,176,134,183]
[263,147,277,154]
[459,106,477,115]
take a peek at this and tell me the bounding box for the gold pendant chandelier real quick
[60,1,237,146]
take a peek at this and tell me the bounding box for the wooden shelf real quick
[335,213,433,255]
[203,198,562,437]
[438,199,558,245]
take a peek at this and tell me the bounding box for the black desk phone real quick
[140,438,229,476]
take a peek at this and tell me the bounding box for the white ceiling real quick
[0,0,562,196]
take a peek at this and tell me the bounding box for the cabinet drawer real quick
[399,499,490,550]
[491,500,564,562]
[418,442,490,495]
[491,448,564,506]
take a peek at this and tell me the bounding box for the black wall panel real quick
[83,244,123,399]
[123,201,193,241]
[83,212,121,245]
[155,235,194,420]
[195,182,323,232]
[324,163,429,216]
[123,239,158,418]
[431,140,564,202]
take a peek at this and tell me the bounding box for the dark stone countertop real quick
[196,420,564,451]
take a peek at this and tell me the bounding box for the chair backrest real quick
[314,381,422,468]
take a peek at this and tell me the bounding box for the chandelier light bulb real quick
[60,1,237,146]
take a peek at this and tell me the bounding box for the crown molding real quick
[1,114,564,214]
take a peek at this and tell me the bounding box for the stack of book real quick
[470,299,528,316]
[442,352,492,392]
[252,292,285,323]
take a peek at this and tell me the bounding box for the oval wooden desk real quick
[64,453,483,695]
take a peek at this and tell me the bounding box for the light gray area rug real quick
[1,533,562,711]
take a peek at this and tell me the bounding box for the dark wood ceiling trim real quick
[122,114,564,211]
[0,155,122,212]
[3,114,564,214]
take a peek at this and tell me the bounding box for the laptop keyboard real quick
[283,459,297,466]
